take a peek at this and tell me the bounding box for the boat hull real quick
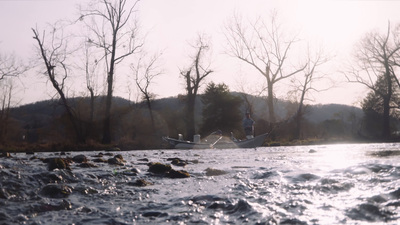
[163,133,268,149]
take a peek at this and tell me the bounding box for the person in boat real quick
[243,112,255,139]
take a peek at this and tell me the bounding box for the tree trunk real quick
[294,78,308,139]
[145,95,155,130]
[186,93,196,141]
[102,31,118,144]
[267,82,276,123]
[382,96,391,138]
[102,76,113,144]
[89,88,95,125]
[295,105,303,140]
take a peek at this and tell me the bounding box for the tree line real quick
[1,0,400,149]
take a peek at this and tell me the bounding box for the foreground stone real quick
[40,184,73,198]
[108,155,125,166]
[148,162,190,178]
[45,158,71,171]
[205,168,228,176]
[148,162,171,174]
[72,154,87,163]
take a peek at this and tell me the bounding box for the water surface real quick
[1,143,400,224]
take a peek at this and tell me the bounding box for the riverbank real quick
[0,136,391,153]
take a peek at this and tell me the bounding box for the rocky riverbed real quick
[1,143,400,224]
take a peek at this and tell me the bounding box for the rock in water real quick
[108,156,124,166]
[40,184,73,198]
[72,154,87,163]
[148,162,172,174]
[46,158,70,171]
[205,168,228,176]
[167,169,190,178]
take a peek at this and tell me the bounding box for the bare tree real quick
[131,52,163,130]
[345,22,400,138]
[224,12,306,123]
[0,51,27,80]
[80,41,101,125]
[32,25,85,143]
[289,44,330,139]
[0,79,13,143]
[79,0,143,144]
[181,35,213,141]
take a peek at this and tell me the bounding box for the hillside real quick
[9,94,364,130]
[0,93,366,151]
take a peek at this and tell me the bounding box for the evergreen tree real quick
[361,74,400,137]
[200,83,242,136]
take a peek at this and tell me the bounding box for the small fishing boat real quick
[163,133,268,149]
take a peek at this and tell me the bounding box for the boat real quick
[162,133,268,149]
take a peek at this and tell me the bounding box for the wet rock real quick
[309,149,317,153]
[26,151,35,155]
[93,158,107,163]
[205,168,228,176]
[34,199,72,212]
[114,154,124,161]
[72,154,87,163]
[92,153,104,158]
[46,158,71,171]
[30,156,39,160]
[0,152,11,158]
[138,158,149,162]
[168,158,187,167]
[39,184,73,198]
[108,156,124,166]
[167,169,190,178]
[131,167,141,174]
[130,179,153,187]
[280,218,307,225]
[148,162,172,174]
[190,159,199,164]
[295,173,320,182]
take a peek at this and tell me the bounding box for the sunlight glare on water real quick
[313,144,364,171]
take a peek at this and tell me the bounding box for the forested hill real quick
[2,94,365,148]
[10,94,363,126]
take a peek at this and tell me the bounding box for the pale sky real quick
[1,0,400,107]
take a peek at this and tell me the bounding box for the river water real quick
[1,143,400,224]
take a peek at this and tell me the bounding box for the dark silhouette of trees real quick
[79,0,143,144]
[345,22,400,138]
[224,12,306,123]
[0,50,26,143]
[32,25,85,143]
[131,53,163,131]
[290,45,330,139]
[199,82,242,136]
[180,35,213,141]
[0,80,13,143]
[82,42,100,127]
[360,75,400,137]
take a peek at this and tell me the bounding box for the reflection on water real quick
[0,143,400,224]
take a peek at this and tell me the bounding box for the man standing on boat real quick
[243,112,255,139]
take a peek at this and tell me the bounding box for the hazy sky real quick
[1,0,400,107]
